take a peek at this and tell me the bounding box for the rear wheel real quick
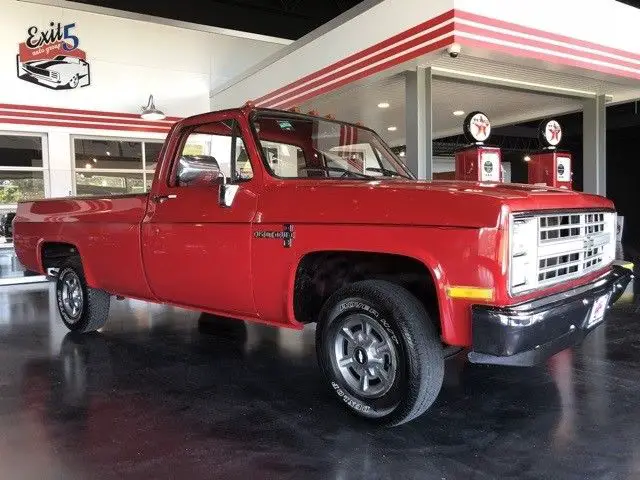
[316,280,444,426]
[56,260,110,333]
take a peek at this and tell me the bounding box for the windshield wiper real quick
[299,166,370,179]
[365,167,409,178]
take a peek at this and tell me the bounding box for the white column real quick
[583,95,606,195]
[47,131,73,198]
[405,67,433,180]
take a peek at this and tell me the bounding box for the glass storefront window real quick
[0,171,45,203]
[144,142,163,172]
[75,171,145,196]
[0,134,46,208]
[73,137,164,196]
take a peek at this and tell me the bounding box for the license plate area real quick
[587,293,610,328]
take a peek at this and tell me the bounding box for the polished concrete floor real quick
[0,281,639,480]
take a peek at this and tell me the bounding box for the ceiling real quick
[302,77,584,147]
[72,0,366,39]
[299,52,640,148]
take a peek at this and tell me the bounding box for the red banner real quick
[18,41,86,63]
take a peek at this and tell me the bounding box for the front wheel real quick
[316,280,444,427]
[56,260,110,333]
[67,74,79,88]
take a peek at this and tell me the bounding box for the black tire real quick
[316,280,444,427]
[56,259,110,333]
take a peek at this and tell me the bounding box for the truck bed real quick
[14,194,153,299]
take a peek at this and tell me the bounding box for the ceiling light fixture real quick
[141,94,166,121]
[378,102,390,109]
[92,158,97,163]
[524,155,531,162]
[85,163,92,169]
[387,126,397,131]
[453,110,465,116]
[399,151,406,157]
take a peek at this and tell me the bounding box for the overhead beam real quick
[432,67,614,101]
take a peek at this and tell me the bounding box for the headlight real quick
[509,216,538,294]
[51,72,59,80]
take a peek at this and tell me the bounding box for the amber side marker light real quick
[446,286,494,301]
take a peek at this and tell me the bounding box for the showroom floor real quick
[0,281,639,479]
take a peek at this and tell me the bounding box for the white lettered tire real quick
[316,280,444,427]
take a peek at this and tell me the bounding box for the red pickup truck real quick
[13,105,632,426]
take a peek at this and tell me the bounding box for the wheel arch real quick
[40,240,97,286]
[289,249,450,338]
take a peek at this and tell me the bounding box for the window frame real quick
[71,134,164,196]
[0,130,50,208]
[248,110,415,181]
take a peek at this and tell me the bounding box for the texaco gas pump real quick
[454,111,502,182]
[527,119,572,189]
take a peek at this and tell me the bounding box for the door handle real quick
[152,194,177,203]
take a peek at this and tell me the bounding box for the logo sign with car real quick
[16,21,91,90]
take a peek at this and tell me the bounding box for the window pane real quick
[74,139,142,170]
[144,142,163,172]
[235,137,253,180]
[0,171,45,205]
[260,141,303,177]
[75,172,144,196]
[0,135,43,168]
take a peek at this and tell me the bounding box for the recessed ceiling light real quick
[399,151,406,157]
[92,158,98,163]
[378,102,390,109]
[387,126,397,131]
[85,163,92,169]
[524,155,531,162]
[106,151,111,156]
[453,110,465,116]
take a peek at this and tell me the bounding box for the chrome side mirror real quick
[217,171,239,208]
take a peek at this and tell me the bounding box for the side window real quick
[259,140,304,178]
[175,120,253,187]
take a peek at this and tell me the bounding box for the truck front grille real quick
[509,210,616,295]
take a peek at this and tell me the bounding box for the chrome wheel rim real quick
[69,75,79,88]
[60,271,83,322]
[333,313,398,398]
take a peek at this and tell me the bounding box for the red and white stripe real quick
[0,103,181,133]
[254,9,640,110]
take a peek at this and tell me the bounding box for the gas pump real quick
[455,111,502,182]
[527,119,572,189]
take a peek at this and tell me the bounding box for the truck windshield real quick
[252,112,414,180]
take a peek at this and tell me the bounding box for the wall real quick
[455,0,640,56]
[0,0,286,199]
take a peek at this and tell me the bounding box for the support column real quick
[583,95,606,195]
[405,67,432,180]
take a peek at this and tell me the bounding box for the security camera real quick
[447,43,461,58]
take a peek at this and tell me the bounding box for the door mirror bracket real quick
[217,171,239,208]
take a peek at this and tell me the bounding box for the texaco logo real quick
[465,112,491,143]
[544,120,562,146]
[484,160,494,174]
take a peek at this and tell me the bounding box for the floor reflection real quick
[0,279,638,479]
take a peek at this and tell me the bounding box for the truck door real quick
[141,112,258,315]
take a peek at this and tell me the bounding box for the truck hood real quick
[256,179,614,228]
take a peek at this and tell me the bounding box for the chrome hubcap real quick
[70,75,78,87]
[61,271,83,321]
[333,313,398,398]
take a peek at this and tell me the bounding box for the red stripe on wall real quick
[253,9,456,105]
[269,36,454,110]
[0,103,182,122]
[251,8,640,110]
[0,110,179,129]
[458,37,640,81]
[262,23,454,108]
[454,9,640,63]
[0,117,172,133]
[456,23,640,72]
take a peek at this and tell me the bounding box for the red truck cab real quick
[13,105,633,426]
